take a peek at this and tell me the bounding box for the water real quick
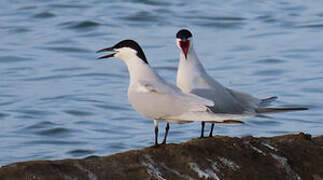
[0,0,322,166]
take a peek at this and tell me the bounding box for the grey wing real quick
[133,81,213,117]
[225,88,261,108]
[149,80,215,111]
[190,88,217,101]
[190,88,249,114]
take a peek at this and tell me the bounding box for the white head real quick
[176,29,193,59]
[97,39,149,64]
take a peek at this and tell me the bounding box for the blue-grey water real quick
[0,0,322,166]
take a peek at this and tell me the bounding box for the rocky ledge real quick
[0,133,322,180]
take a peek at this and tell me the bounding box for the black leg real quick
[162,123,169,144]
[200,122,205,138]
[154,125,159,146]
[209,123,214,137]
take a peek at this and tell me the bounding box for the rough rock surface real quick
[0,133,322,180]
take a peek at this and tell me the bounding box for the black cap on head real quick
[176,29,193,40]
[113,39,148,64]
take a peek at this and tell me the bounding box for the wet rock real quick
[0,133,322,180]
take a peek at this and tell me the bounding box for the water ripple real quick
[9,27,31,33]
[11,109,56,116]
[195,21,245,29]
[64,110,94,116]
[255,15,277,23]
[95,104,131,111]
[0,100,17,106]
[253,69,285,76]
[21,74,70,81]
[47,4,90,9]
[40,95,74,101]
[33,12,56,19]
[178,15,246,28]
[247,31,290,38]
[0,113,10,118]
[266,130,291,135]
[193,16,246,21]
[41,46,91,53]
[24,140,85,145]
[301,87,323,94]
[69,21,100,29]
[121,11,161,22]
[21,72,124,82]
[73,72,125,79]
[255,58,285,64]
[52,67,89,72]
[35,127,75,137]
[297,24,323,29]
[17,5,38,11]
[0,56,32,63]
[25,121,57,130]
[67,149,96,157]
[131,0,172,6]
[154,66,177,71]
[249,119,282,126]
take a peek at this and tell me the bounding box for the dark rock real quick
[0,133,322,180]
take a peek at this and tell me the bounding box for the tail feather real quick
[255,107,308,114]
[259,96,278,107]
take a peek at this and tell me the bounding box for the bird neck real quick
[177,47,210,92]
[124,57,159,84]
[178,46,208,75]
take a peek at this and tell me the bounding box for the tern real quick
[97,39,249,146]
[176,29,308,138]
